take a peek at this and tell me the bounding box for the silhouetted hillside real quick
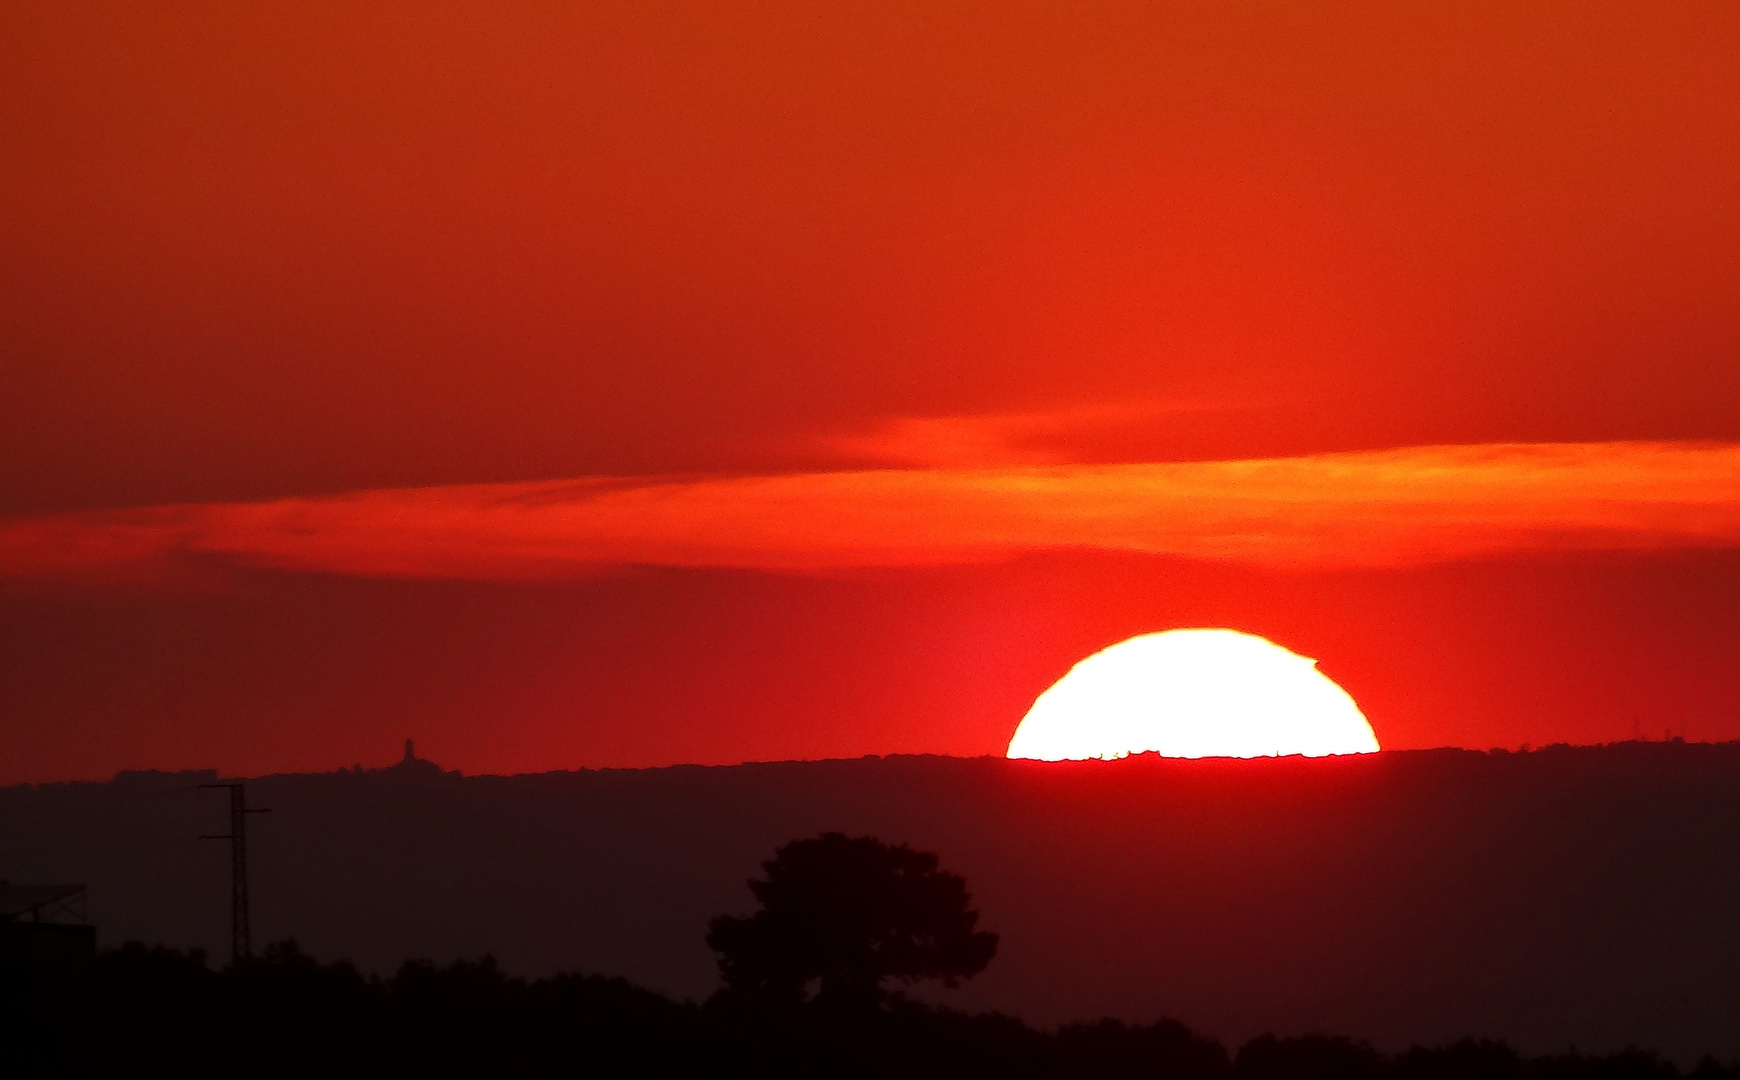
[5,743,1740,1061]
[10,940,1732,1079]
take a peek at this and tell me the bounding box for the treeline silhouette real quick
[11,831,1740,1078]
[7,939,1736,1080]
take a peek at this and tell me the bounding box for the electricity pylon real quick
[200,782,269,964]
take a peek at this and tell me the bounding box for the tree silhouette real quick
[707,833,999,1011]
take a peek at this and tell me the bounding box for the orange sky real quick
[3,3,1739,781]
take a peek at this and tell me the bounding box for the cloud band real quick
[4,442,1739,583]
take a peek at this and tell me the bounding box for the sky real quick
[3,2,1739,783]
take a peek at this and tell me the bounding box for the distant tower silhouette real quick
[199,783,268,964]
[392,737,444,776]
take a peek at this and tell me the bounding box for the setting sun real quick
[1006,629,1379,761]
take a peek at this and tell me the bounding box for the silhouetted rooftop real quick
[0,882,86,922]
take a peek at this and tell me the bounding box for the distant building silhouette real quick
[0,881,95,993]
[391,738,446,777]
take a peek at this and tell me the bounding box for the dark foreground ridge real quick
[6,742,1740,1062]
[7,940,1735,1080]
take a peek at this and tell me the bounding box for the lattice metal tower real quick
[200,782,268,963]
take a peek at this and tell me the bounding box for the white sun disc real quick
[1006,628,1379,761]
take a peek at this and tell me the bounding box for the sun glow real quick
[1006,629,1379,761]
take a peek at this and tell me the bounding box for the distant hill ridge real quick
[5,742,1740,1063]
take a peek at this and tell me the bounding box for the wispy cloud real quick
[813,400,1254,468]
[3,442,1738,584]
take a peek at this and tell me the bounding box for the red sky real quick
[3,3,1739,783]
